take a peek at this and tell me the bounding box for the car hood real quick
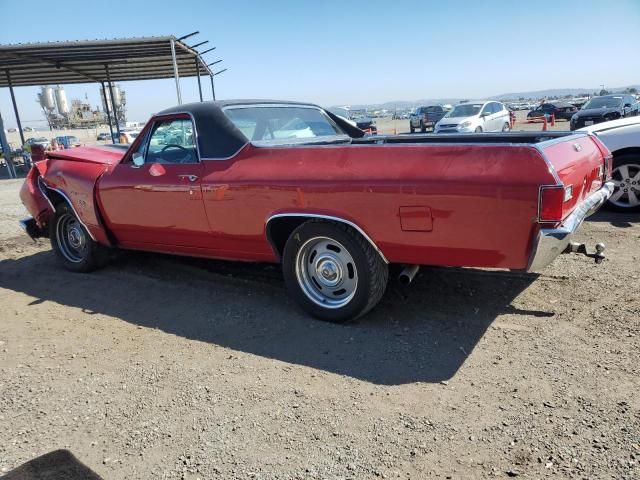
[45,145,128,165]
[355,118,374,127]
[437,116,474,125]
[577,115,640,133]
[574,107,619,118]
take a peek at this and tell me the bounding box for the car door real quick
[97,115,213,249]
[484,102,497,131]
[479,103,492,131]
[491,103,505,130]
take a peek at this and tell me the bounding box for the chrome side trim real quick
[200,142,250,161]
[266,213,389,264]
[532,144,562,184]
[39,178,97,242]
[37,176,57,212]
[527,181,614,271]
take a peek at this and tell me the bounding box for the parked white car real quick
[579,116,640,212]
[434,101,511,133]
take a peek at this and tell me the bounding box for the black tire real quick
[502,122,510,132]
[410,124,415,133]
[606,154,640,212]
[50,203,108,272]
[475,126,483,133]
[420,121,426,133]
[282,220,388,322]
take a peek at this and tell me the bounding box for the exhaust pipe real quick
[398,265,420,285]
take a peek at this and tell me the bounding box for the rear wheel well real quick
[266,216,310,260]
[612,147,640,162]
[266,215,387,264]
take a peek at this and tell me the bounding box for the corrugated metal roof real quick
[0,36,214,87]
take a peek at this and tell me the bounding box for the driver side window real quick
[145,118,198,164]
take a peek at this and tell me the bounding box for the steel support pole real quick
[195,58,203,102]
[0,109,17,179]
[170,39,182,104]
[101,81,115,144]
[104,65,121,142]
[6,70,25,148]
[210,75,216,101]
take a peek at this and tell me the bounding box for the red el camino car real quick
[20,100,613,322]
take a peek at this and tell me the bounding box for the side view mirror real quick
[132,152,144,168]
[480,111,490,117]
[624,104,632,108]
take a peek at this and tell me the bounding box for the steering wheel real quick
[161,144,188,152]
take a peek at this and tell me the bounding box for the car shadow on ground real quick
[587,209,638,228]
[0,247,550,385]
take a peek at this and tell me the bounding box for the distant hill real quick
[489,85,640,100]
[330,84,639,111]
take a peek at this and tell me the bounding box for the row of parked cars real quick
[409,94,640,134]
[409,101,511,134]
[404,96,640,213]
[526,94,640,129]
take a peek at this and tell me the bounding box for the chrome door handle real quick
[178,174,199,182]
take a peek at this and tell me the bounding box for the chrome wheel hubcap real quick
[56,213,87,263]
[611,163,640,208]
[295,236,358,308]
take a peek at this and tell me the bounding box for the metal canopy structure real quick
[0,35,213,86]
[0,34,227,179]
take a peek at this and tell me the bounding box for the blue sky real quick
[1,0,639,128]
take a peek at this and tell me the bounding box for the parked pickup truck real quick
[409,105,449,133]
[20,100,613,322]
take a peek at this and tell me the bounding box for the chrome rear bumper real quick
[527,181,614,272]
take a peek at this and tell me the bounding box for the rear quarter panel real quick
[538,135,606,219]
[201,143,556,269]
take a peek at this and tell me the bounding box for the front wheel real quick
[607,154,640,212]
[502,122,510,132]
[475,126,483,133]
[50,203,108,272]
[420,121,426,133]
[282,221,388,322]
[410,124,415,133]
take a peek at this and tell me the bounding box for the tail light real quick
[539,185,573,222]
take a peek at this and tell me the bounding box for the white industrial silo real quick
[54,86,69,114]
[39,86,56,111]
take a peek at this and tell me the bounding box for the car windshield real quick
[224,106,345,143]
[416,106,440,114]
[445,104,483,118]
[583,97,623,109]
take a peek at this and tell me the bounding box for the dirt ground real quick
[0,179,638,479]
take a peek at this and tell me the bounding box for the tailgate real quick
[537,134,611,220]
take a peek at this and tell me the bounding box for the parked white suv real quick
[434,101,511,133]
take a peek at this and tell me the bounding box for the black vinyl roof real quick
[157,100,365,158]
[0,36,212,87]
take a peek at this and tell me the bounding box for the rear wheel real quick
[475,126,483,133]
[410,124,415,133]
[282,221,388,322]
[420,121,426,133]
[50,203,108,272]
[608,154,640,212]
[502,122,510,132]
